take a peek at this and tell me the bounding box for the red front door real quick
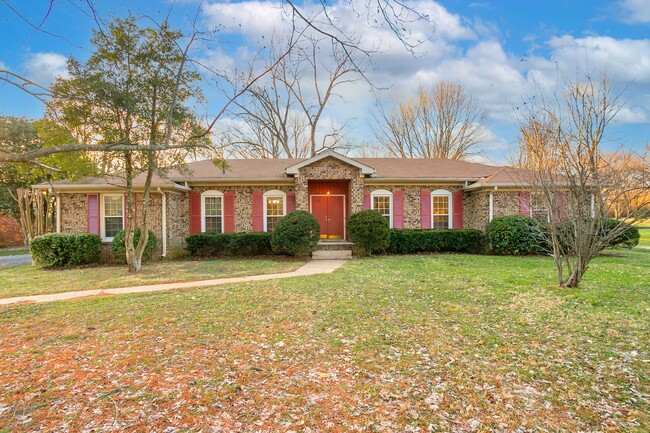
[311,195,345,239]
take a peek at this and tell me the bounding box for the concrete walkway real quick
[0,259,348,307]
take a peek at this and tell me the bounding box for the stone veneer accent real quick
[366,184,461,229]
[294,157,365,214]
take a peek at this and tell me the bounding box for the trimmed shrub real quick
[227,232,273,256]
[271,210,320,257]
[487,215,545,255]
[602,218,640,248]
[185,232,273,257]
[387,229,486,254]
[30,232,101,267]
[348,210,390,255]
[186,233,230,257]
[112,229,158,263]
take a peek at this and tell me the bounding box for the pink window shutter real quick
[224,190,235,233]
[252,190,264,232]
[452,190,464,229]
[393,189,404,229]
[87,194,100,235]
[363,190,371,210]
[189,191,201,234]
[286,192,296,213]
[420,190,431,229]
[519,191,531,216]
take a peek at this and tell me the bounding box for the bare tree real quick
[600,150,650,219]
[517,74,649,288]
[221,35,361,158]
[374,82,488,159]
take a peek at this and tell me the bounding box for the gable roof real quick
[284,150,376,175]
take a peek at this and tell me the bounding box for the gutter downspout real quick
[488,186,497,222]
[55,193,61,233]
[158,188,167,258]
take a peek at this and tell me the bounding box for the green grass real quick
[0,247,28,257]
[0,258,305,298]
[638,228,650,247]
[0,251,648,431]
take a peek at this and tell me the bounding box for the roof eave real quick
[365,177,482,184]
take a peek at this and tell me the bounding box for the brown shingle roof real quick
[34,155,535,190]
[166,157,501,181]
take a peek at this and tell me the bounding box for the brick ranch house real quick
[32,150,542,257]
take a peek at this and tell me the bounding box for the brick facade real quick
[54,158,531,259]
[192,185,294,232]
[366,184,462,229]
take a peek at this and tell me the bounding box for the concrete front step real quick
[315,240,355,251]
[312,249,352,260]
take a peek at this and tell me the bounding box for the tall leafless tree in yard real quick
[220,36,362,158]
[374,82,487,159]
[0,1,433,272]
[517,74,649,288]
[600,150,650,219]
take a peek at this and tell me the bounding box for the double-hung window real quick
[371,189,393,228]
[202,191,224,233]
[264,190,286,232]
[102,194,124,241]
[431,189,452,229]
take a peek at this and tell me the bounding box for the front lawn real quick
[639,228,650,247]
[0,258,305,299]
[0,250,648,431]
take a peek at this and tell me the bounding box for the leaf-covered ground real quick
[0,258,305,298]
[1,251,648,432]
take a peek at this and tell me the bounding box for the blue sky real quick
[0,0,648,163]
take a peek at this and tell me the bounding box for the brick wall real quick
[463,190,523,230]
[366,184,462,229]
[192,185,294,232]
[464,191,489,230]
[59,193,89,233]
[166,192,189,251]
[294,157,365,214]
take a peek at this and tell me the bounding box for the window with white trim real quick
[202,190,224,233]
[371,189,393,228]
[264,190,286,232]
[532,208,550,222]
[431,189,452,229]
[101,194,124,241]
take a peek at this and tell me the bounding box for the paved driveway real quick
[0,254,31,269]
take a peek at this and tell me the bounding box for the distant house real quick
[32,150,539,257]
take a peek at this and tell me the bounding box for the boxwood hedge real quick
[387,229,486,254]
[29,232,102,267]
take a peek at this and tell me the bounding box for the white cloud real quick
[23,52,68,85]
[620,0,650,24]
[199,1,650,161]
[613,106,648,124]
